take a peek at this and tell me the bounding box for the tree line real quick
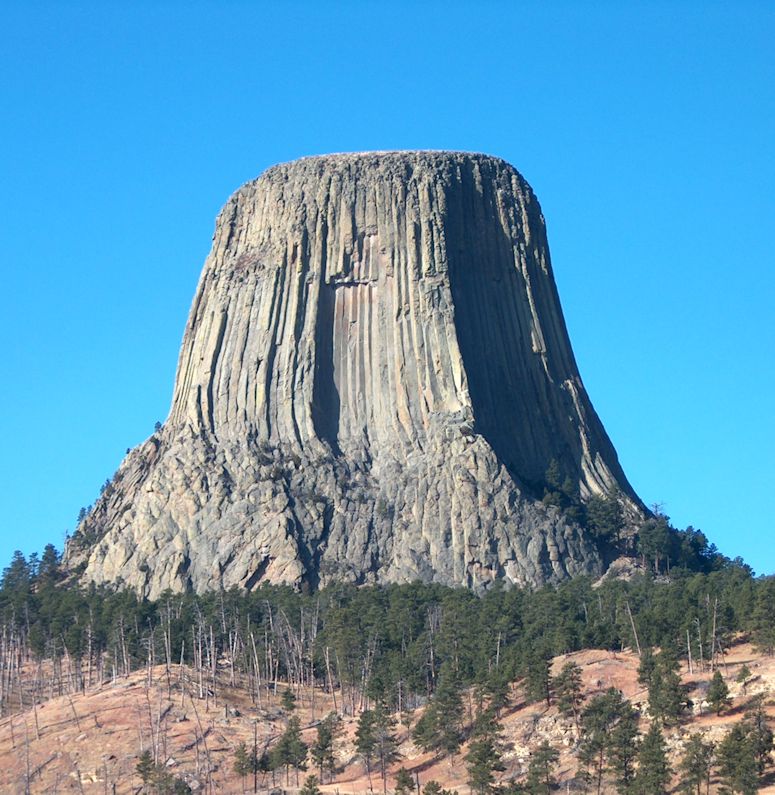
[0,537,773,716]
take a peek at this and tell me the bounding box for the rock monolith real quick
[65,151,642,597]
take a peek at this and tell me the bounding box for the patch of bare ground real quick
[1,638,773,793]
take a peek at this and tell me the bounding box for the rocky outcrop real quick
[65,151,643,598]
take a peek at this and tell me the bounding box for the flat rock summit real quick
[66,151,643,598]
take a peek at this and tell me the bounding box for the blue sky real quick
[1,2,773,575]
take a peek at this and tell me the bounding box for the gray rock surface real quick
[65,151,643,598]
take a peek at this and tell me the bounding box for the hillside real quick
[1,638,773,793]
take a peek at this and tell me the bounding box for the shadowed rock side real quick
[66,152,643,598]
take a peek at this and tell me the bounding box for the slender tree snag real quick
[625,600,642,657]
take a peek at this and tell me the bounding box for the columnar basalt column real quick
[65,152,643,598]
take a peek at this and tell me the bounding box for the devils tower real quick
[66,151,642,598]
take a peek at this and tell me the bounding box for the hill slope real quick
[2,639,772,793]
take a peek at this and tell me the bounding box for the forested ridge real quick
[1,517,774,792]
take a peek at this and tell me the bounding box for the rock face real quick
[66,151,642,598]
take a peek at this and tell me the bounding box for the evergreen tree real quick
[272,715,307,785]
[37,544,61,586]
[735,664,752,694]
[281,686,297,714]
[553,661,583,725]
[299,774,322,795]
[637,647,656,689]
[678,733,714,795]
[743,696,773,775]
[578,688,635,795]
[717,722,758,795]
[707,671,730,715]
[233,742,253,791]
[484,672,510,716]
[750,577,775,654]
[299,775,321,795]
[373,701,399,794]
[524,648,552,708]
[586,493,624,543]
[432,665,465,756]
[311,712,340,782]
[647,650,684,723]
[1,551,31,610]
[542,459,565,509]
[356,708,377,786]
[465,735,502,794]
[411,707,435,753]
[394,767,415,795]
[423,782,458,795]
[136,750,155,786]
[525,740,559,794]
[411,664,464,758]
[136,749,191,794]
[637,516,674,574]
[608,701,639,791]
[465,708,505,795]
[633,722,671,794]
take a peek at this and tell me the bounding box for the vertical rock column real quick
[65,151,642,598]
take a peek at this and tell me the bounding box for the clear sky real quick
[1,2,773,575]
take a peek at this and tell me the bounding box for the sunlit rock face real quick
[66,152,642,598]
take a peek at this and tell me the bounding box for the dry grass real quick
[0,639,773,793]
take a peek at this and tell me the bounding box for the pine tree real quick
[751,578,775,654]
[735,664,752,693]
[586,493,624,543]
[743,696,773,776]
[647,650,684,723]
[578,688,635,795]
[465,708,505,795]
[432,665,465,756]
[412,664,464,758]
[281,686,297,714]
[299,774,322,795]
[679,733,714,795]
[356,708,377,787]
[394,767,415,795]
[637,516,674,574]
[465,736,501,794]
[1,551,31,607]
[525,740,559,794]
[136,750,155,785]
[311,712,339,783]
[717,722,758,795]
[524,648,552,708]
[485,672,510,716]
[634,722,672,794]
[272,715,307,786]
[373,701,399,794]
[233,742,253,791]
[637,647,656,689]
[411,707,435,751]
[423,782,458,795]
[608,701,639,791]
[37,543,61,586]
[707,671,730,715]
[553,661,583,725]
[136,749,191,794]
